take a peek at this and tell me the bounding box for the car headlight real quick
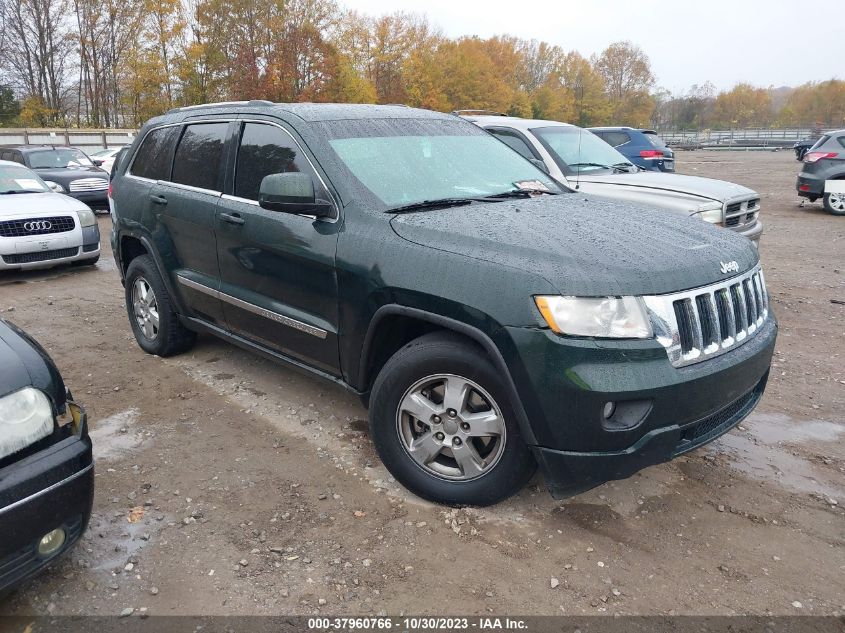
[44,181,65,193]
[77,207,97,227]
[534,296,653,339]
[691,202,723,224]
[0,387,54,460]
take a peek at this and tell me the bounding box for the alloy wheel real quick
[396,374,507,481]
[132,277,160,340]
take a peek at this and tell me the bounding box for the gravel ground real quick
[0,150,843,617]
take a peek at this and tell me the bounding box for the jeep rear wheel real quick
[124,255,196,356]
[823,192,845,215]
[369,332,536,506]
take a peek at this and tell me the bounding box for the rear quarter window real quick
[130,126,180,180]
[643,132,668,148]
[602,131,631,147]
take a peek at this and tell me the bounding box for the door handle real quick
[149,194,167,205]
[220,212,245,226]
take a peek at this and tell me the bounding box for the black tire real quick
[124,254,196,356]
[369,331,536,506]
[72,254,99,266]
[822,192,845,216]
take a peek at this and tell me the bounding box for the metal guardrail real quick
[0,128,137,150]
[657,127,830,145]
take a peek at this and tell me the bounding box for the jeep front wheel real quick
[369,332,536,506]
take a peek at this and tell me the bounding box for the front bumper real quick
[734,219,762,244]
[0,405,94,594]
[0,223,100,271]
[68,190,109,211]
[500,315,777,498]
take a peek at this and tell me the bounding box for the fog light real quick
[603,402,616,420]
[37,528,66,557]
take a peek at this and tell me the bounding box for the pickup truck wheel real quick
[124,255,196,356]
[823,192,845,215]
[369,332,536,506]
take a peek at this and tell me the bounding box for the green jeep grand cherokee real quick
[110,102,777,506]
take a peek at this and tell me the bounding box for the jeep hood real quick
[389,194,759,297]
[576,171,757,203]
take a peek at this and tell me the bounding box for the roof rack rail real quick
[452,109,508,117]
[166,100,274,114]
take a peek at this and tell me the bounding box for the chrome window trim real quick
[159,180,221,197]
[643,263,769,368]
[176,275,328,339]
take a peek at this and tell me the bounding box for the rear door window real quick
[172,123,229,191]
[234,122,321,201]
[130,126,180,181]
[603,131,631,147]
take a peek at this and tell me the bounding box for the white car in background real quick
[0,160,101,270]
[463,114,763,245]
[88,147,123,173]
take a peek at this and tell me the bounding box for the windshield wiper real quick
[385,198,478,214]
[483,189,559,200]
[612,162,637,172]
[0,190,41,194]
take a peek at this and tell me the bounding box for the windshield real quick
[27,148,94,169]
[321,119,561,208]
[531,126,633,175]
[90,148,117,158]
[0,164,50,193]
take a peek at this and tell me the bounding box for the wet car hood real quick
[0,192,89,216]
[30,165,108,185]
[576,171,757,203]
[389,194,759,297]
[0,319,65,405]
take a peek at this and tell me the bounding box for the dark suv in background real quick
[109,102,776,506]
[796,129,845,215]
[0,145,110,211]
[589,127,675,172]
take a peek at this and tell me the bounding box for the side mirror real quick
[528,158,550,175]
[92,159,104,166]
[258,172,333,218]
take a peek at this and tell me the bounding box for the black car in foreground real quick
[110,102,776,505]
[0,318,93,594]
[796,129,845,215]
[0,145,110,211]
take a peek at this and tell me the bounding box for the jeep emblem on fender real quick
[24,220,52,232]
[720,260,739,274]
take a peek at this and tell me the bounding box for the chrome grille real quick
[723,196,760,229]
[68,177,108,192]
[0,216,75,237]
[643,264,769,368]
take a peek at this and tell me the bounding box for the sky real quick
[345,0,845,94]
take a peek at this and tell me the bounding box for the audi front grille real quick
[0,216,76,237]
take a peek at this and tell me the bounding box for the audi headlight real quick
[691,201,723,225]
[77,208,97,227]
[44,181,65,193]
[0,388,54,460]
[535,296,653,339]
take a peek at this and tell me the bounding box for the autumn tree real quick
[593,41,654,125]
[712,83,772,127]
[779,80,845,127]
[559,52,609,126]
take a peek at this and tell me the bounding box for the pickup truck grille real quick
[723,197,760,229]
[0,216,75,237]
[643,264,769,368]
[68,177,108,192]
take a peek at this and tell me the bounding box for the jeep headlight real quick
[77,207,97,227]
[0,388,54,460]
[44,181,65,193]
[534,296,653,339]
[691,201,723,225]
